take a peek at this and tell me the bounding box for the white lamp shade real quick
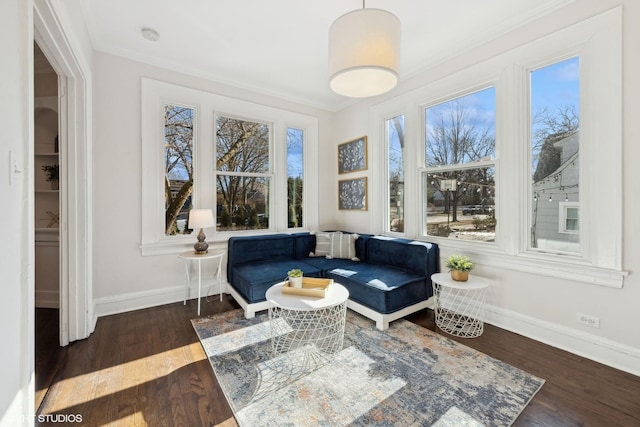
[329,8,401,98]
[188,209,214,228]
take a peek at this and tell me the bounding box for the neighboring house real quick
[531,132,580,253]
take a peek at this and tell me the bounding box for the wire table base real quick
[269,302,347,356]
[432,273,489,338]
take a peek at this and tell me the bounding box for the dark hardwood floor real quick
[36,298,640,426]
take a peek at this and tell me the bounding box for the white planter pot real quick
[289,276,303,288]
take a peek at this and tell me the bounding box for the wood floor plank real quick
[36,298,640,426]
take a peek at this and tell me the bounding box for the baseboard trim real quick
[93,280,222,320]
[484,304,640,377]
[35,290,59,309]
[92,284,639,377]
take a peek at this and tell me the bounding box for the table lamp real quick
[189,209,214,254]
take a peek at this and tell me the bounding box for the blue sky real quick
[531,56,579,116]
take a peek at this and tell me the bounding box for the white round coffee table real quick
[265,281,349,356]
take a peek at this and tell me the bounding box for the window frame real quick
[559,202,579,234]
[421,86,497,243]
[213,113,274,234]
[372,7,625,287]
[385,114,406,235]
[141,78,319,255]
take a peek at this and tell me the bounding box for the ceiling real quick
[80,0,570,111]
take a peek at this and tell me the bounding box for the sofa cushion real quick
[311,231,331,257]
[368,237,434,277]
[302,256,361,274]
[232,260,322,303]
[328,231,359,260]
[227,234,294,284]
[327,263,427,314]
[292,232,315,259]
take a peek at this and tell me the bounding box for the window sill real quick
[427,237,627,288]
[504,253,627,288]
[140,238,227,256]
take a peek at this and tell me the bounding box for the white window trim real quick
[140,78,318,255]
[372,7,626,288]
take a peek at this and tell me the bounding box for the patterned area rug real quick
[192,309,544,426]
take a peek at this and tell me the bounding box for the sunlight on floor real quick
[199,317,291,356]
[44,342,206,413]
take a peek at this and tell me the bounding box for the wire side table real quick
[431,272,489,338]
[265,282,349,357]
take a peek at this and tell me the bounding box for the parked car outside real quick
[462,205,494,215]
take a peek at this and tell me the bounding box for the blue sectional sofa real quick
[226,232,439,330]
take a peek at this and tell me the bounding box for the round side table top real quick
[431,272,489,290]
[266,281,349,311]
[178,249,225,260]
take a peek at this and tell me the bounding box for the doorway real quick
[33,40,63,411]
[34,0,93,348]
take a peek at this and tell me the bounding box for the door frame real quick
[34,0,93,345]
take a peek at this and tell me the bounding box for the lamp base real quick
[194,228,209,254]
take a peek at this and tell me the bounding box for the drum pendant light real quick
[329,2,401,98]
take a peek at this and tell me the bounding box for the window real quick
[141,79,319,255]
[559,202,579,234]
[387,115,404,232]
[215,116,271,231]
[287,128,304,228]
[530,57,580,254]
[423,88,496,242]
[164,104,194,236]
[371,8,623,286]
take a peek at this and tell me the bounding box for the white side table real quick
[178,249,225,316]
[265,282,349,356]
[431,272,489,338]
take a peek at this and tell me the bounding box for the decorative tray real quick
[281,277,333,298]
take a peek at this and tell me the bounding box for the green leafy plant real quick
[287,268,303,278]
[445,254,473,272]
[42,164,59,182]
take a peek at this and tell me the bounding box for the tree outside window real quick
[423,88,496,242]
[387,115,404,232]
[287,128,304,228]
[215,116,271,231]
[164,105,194,236]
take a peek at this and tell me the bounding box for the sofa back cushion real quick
[294,231,373,262]
[227,234,294,284]
[367,237,439,278]
[293,233,316,259]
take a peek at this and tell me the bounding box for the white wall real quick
[91,52,333,318]
[89,0,639,375]
[329,0,640,375]
[0,1,34,425]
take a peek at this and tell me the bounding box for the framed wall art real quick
[338,136,367,174]
[338,177,368,210]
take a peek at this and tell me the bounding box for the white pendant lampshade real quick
[189,209,215,254]
[329,8,401,98]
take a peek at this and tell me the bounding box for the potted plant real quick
[42,164,59,190]
[287,268,304,288]
[445,254,473,282]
